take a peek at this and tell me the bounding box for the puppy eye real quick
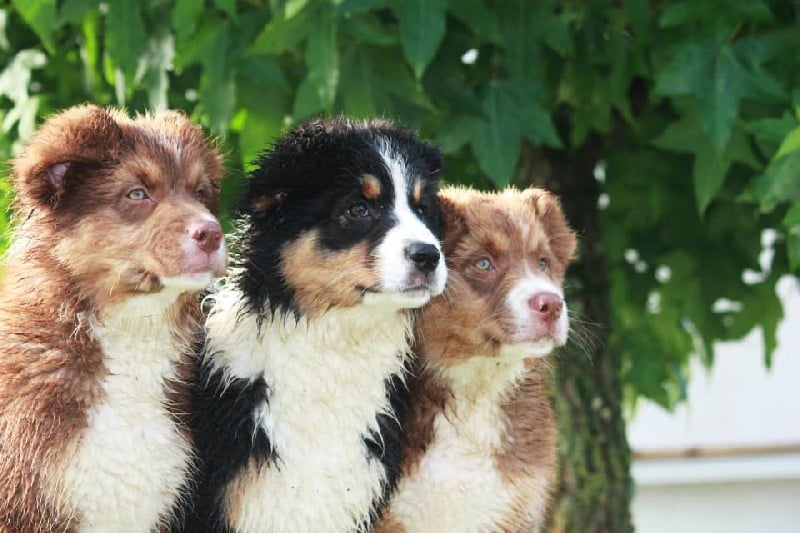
[126,188,148,201]
[538,258,547,271]
[194,188,205,200]
[346,202,371,219]
[474,257,493,271]
[415,204,427,216]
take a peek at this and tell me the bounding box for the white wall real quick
[628,276,800,533]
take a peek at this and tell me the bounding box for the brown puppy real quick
[0,104,226,532]
[378,187,577,533]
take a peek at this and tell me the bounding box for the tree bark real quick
[518,138,634,533]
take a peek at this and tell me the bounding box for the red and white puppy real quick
[379,187,577,533]
[0,104,226,532]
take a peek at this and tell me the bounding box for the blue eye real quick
[126,188,148,201]
[538,258,547,271]
[474,257,493,271]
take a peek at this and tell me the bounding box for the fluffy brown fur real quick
[378,187,577,533]
[0,104,225,531]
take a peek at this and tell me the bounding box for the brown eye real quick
[474,257,493,271]
[346,202,371,219]
[194,188,205,200]
[538,258,547,271]
[126,188,148,201]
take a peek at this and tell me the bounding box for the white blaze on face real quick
[502,269,569,358]
[366,138,447,308]
[164,211,227,292]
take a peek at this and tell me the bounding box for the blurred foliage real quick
[1,0,798,409]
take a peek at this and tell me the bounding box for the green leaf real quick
[378,60,435,112]
[173,16,219,71]
[78,11,100,93]
[785,203,800,271]
[0,11,9,52]
[214,0,237,21]
[172,0,204,45]
[746,114,797,145]
[655,41,714,96]
[58,0,96,25]
[517,94,561,147]
[303,10,339,112]
[446,0,501,43]
[659,0,773,28]
[342,14,397,46]
[698,47,747,154]
[498,1,548,83]
[248,3,319,55]
[105,0,148,87]
[470,83,522,187]
[653,113,758,213]
[239,55,289,91]
[236,81,287,171]
[733,37,785,102]
[292,76,324,121]
[656,42,751,154]
[774,126,800,159]
[340,47,393,118]
[744,151,800,212]
[692,150,728,215]
[198,21,235,133]
[393,0,446,79]
[437,115,480,154]
[11,0,57,53]
[337,0,392,16]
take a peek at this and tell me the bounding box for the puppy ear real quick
[527,188,578,266]
[13,104,124,209]
[248,190,289,215]
[437,189,469,257]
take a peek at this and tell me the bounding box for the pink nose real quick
[189,220,223,254]
[529,292,563,324]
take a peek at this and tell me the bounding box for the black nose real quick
[406,242,440,274]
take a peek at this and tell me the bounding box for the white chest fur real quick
[206,288,411,532]
[389,359,526,533]
[61,295,192,532]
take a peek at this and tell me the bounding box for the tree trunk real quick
[518,139,634,533]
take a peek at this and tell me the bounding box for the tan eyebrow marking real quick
[412,177,422,205]
[361,174,381,200]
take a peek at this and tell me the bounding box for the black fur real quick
[363,372,412,528]
[235,117,442,319]
[183,117,443,531]
[183,354,273,533]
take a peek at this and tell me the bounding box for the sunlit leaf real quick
[105,0,147,89]
[786,204,800,272]
[774,125,800,159]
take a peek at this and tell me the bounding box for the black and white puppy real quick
[186,118,446,532]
